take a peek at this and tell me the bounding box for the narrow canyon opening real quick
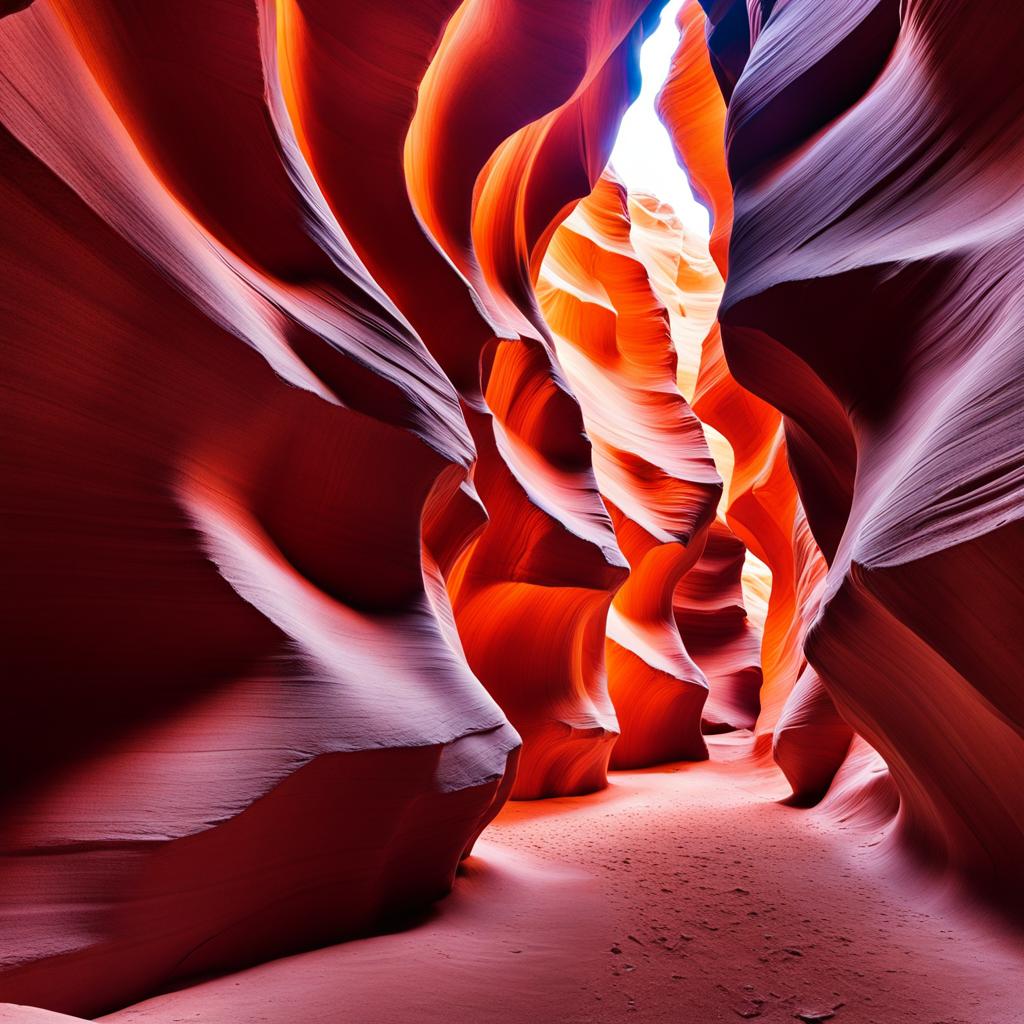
[1,1,1021,1023]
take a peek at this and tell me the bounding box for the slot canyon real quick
[1,0,1022,1021]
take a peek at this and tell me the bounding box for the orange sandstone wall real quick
[656,0,849,800]
[537,174,723,768]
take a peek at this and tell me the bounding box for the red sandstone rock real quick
[657,0,857,805]
[0,0,696,1011]
[675,519,763,734]
[0,0,523,1013]
[5,0,1022,1017]
[703,0,1024,895]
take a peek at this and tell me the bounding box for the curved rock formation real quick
[273,0,639,797]
[0,0,692,1010]
[7,0,1021,1015]
[537,174,722,768]
[277,0,674,800]
[656,0,851,803]
[692,0,1024,895]
[404,1,673,797]
[674,519,763,734]
[0,1,529,1014]
[625,192,765,737]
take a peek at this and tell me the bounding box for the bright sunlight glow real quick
[609,0,710,237]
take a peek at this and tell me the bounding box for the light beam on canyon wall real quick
[0,0,1021,1018]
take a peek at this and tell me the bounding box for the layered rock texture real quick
[0,0,739,1013]
[670,0,1024,895]
[657,0,844,798]
[0,0,526,1014]
[538,175,722,768]
[2,0,1022,1017]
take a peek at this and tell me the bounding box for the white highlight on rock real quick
[609,0,710,237]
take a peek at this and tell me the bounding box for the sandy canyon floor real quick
[7,736,1021,1024]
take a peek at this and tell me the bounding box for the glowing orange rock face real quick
[674,519,763,735]
[399,0,671,798]
[536,175,723,768]
[655,1,851,804]
[620,192,765,741]
[691,0,1024,894]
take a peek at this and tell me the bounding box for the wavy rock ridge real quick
[4,0,1022,1015]
[538,175,721,768]
[658,0,864,813]
[674,0,1024,895]
[0,0,528,1013]
[0,0,752,1012]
